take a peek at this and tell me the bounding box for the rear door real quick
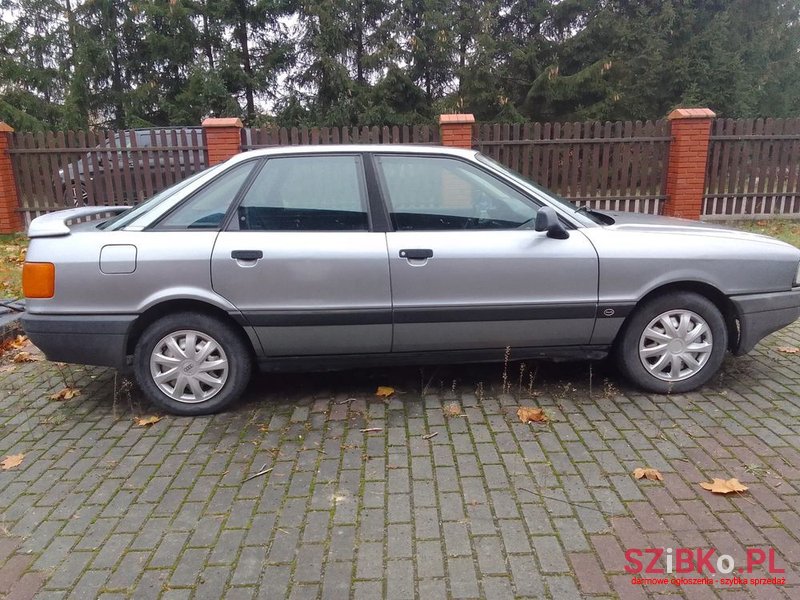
[372,153,599,352]
[211,154,392,356]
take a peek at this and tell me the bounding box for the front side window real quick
[158,161,256,229]
[375,155,539,231]
[237,155,368,231]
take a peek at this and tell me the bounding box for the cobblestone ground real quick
[2,323,800,600]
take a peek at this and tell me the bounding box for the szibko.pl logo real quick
[625,547,785,586]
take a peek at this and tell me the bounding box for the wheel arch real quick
[617,281,739,352]
[124,299,258,358]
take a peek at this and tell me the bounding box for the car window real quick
[157,161,256,230]
[375,155,539,231]
[237,155,368,231]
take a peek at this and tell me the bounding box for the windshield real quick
[475,153,604,225]
[99,164,224,230]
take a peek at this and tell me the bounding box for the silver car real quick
[21,145,800,414]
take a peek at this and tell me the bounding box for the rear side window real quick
[236,155,368,231]
[158,161,256,229]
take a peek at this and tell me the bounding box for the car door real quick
[372,153,599,352]
[211,153,392,356]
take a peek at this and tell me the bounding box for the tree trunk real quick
[235,0,255,122]
[202,1,215,69]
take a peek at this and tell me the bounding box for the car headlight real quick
[794,261,800,287]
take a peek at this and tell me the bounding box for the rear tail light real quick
[22,262,55,298]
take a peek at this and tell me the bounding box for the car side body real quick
[21,145,800,414]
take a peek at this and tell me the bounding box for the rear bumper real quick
[730,289,800,355]
[22,313,136,369]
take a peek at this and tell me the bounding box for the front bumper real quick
[730,289,800,355]
[22,313,136,369]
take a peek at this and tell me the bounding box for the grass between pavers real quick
[729,219,800,248]
[0,233,26,299]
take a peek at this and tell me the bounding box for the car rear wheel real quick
[615,292,727,393]
[134,312,252,415]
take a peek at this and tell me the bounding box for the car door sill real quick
[256,346,610,372]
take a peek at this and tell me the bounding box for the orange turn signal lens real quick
[22,262,55,299]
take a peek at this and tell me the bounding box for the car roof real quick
[228,144,479,162]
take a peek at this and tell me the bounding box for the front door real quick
[372,154,599,352]
[211,154,392,356]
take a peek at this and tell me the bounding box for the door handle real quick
[231,250,263,261]
[399,249,433,260]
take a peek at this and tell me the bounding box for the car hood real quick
[589,210,793,248]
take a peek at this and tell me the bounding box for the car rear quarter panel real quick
[25,231,238,316]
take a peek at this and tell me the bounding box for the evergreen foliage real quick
[0,0,797,129]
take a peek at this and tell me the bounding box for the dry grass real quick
[730,219,800,248]
[0,234,26,299]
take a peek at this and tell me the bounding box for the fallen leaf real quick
[1,453,23,470]
[517,406,549,424]
[776,346,800,354]
[8,335,27,350]
[375,386,395,398]
[633,467,663,481]
[134,415,162,427]
[13,351,38,363]
[699,478,749,494]
[50,387,80,401]
[444,402,462,417]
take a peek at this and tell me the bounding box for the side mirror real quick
[534,206,569,239]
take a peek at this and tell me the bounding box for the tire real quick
[134,312,252,415]
[615,292,728,394]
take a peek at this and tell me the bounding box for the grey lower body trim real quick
[730,289,800,355]
[235,302,613,327]
[256,345,610,372]
[22,313,136,369]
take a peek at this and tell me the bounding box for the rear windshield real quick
[99,164,223,230]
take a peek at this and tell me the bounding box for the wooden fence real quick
[704,118,800,220]
[9,117,800,225]
[475,120,670,214]
[9,128,206,221]
[242,124,439,149]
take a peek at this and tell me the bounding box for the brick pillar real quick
[663,108,715,220]
[0,122,22,233]
[438,114,475,149]
[202,117,243,166]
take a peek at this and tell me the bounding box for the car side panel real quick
[386,229,599,351]
[210,231,392,356]
[25,231,234,315]
[583,227,800,345]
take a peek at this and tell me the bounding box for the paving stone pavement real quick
[2,323,800,599]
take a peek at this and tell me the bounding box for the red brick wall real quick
[663,108,715,220]
[202,117,243,166]
[0,123,22,233]
[439,114,475,150]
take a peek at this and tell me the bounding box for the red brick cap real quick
[0,122,13,133]
[202,117,243,128]
[438,114,475,125]
[667,108,716,120]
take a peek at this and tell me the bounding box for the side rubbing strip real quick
[234,303,599,327]
[237,309,392,327]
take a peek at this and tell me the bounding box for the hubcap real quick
[638,309,713,382]
[149,330,229,404]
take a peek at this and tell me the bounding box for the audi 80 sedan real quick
[21,145,800,415]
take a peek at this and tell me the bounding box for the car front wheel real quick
[616,292,728,394]
[134,312,252,415]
